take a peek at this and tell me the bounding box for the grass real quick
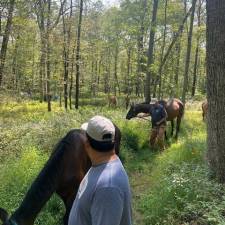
[0,98,225,225]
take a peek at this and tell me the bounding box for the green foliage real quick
[0,147,64,224]
[1,100,225,225]
[136,111,225,225]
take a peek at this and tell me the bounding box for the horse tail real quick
[178,100,184,118]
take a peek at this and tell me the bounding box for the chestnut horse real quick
[126,98,184,139]
[108,95,117,107]
[0,126,121,225]
[202,100,208,121]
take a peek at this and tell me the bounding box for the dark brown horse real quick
[0,126,121,225]
[202,100,208,121]
[126,98,184,139]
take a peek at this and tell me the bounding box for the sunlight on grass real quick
[1,100,224,225]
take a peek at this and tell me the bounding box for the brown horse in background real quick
[0,126,121,225]
[125,95,130,109]
[108,95,117,107]
[126,98,184,139]
[202,100,208,121]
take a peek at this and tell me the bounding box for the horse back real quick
[165,98,184,120]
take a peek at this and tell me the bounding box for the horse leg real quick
[175,116,181,140]
[165,130,168,141]
[170,120,174,137]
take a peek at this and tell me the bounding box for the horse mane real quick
[11,129,81,223]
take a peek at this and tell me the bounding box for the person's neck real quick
[89,150,117,166]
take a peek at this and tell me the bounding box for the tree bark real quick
[0,0,15,86]
[206,0,225,182]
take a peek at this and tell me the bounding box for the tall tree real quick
[191,0,203,97]
[145,0,159,103]
[46,0,51,112]
[75,0,84,109]
[156,0,168,99]
[0,0,15,87]
[181,0,197,105]
[35,0,65,109]
[136,0,147,97]
[206,0,225,182]
[62,0,73,110]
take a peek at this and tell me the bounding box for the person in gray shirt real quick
[68,115,132,225]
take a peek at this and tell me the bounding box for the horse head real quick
[126,103,138,120]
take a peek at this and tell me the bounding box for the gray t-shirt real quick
[68,156,132,225]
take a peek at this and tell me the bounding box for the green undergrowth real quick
[0,100,225,225]
[0,147,64,225]
[137,112,225,225]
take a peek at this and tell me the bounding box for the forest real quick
[0,0,225,224]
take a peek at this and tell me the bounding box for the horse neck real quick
[136,104,151,114]
[11,144,65,225]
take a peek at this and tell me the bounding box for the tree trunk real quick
[157,0,167,99]
[0,0,15,86]
[126,47,131,94]
[191,0,202,97]
[181,0,197,105]
[75,0,83,109]
[69,44,76,109]
[174,38,182,97]
[12,35,19,92]
[114,44,120,96]
[145,0,159,103]
[191,39,199,97]
[206,0,225,182]
[136,0,147,97]
[39,34,46,103]
[46,0,51,112]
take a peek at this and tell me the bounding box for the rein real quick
[136,116,151,122]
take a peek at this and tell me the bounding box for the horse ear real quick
[0,208,9,222]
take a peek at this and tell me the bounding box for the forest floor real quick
[1,97,225,225]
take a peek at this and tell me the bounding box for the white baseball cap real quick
[81,115,115,142]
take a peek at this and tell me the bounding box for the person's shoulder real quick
[97,159,129,188]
